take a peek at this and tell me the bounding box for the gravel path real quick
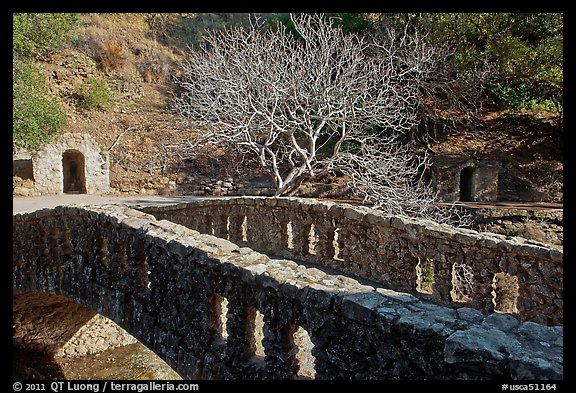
[13,194,206,214]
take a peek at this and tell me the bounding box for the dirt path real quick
[12,194,206,214]
[444,201,563,210]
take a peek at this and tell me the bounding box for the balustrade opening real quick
[246,307,266,358]
[416,257,435,294]
[492,272,519,314]
[451,263,474,302]
[282,220,294,250]
[209,294,229,341]
[307,224,318,255]
[292,325,316,379]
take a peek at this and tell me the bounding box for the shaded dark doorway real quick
[13,159,34,181]
[62,150,87,194]
[459,166,475,202]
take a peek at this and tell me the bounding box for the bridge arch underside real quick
[13,206,563,380]
[13,292,140,379]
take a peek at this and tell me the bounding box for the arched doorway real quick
[62,150,87,194]
[459,166,475,202]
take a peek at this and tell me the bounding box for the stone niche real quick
[430,157,500,203]
[26,133,110,195]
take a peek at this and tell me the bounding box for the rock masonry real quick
[13,203,562,379]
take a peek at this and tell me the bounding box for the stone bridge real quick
[13,197,563,380]
[141,197,563,326]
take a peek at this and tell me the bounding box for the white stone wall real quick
[32,133,109,195]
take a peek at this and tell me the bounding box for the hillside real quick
[19,13,563,202]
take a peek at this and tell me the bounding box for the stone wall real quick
[30,133,110,195]
[430,157,500,202]
[141,197,563,326]
[13,205,562,379]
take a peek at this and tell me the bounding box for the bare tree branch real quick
[107,124,138,154]
[171,13,475,226]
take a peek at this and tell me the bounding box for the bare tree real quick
[172,13,473,225]
[332,136,472,226]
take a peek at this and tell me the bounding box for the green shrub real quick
[492,83,559,113]
[13,61,66,152]
[492,83,536,111]
[13,13,79,58]
[76,78,114,111]
[13,13,78,152]
[415,13,563,116]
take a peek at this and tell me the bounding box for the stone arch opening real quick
[459,166,475,202]
[13,292,180,380]
[62,150,87,194]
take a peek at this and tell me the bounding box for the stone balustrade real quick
[140,196,563,326]
[13,205,562,379]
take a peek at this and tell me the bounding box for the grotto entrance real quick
[62,150,87,194]
[459,166,475,202]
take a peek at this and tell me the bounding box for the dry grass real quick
[98,41,125,72]
[73,13,182,83]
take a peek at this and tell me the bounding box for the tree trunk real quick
[273,172,310,197]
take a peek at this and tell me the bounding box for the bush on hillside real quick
[13,13,79,58]
[13,13,78,151]
[137,51,172,82]
[13,61,66,152]
[76,78,115,111]
[97,41,125,72]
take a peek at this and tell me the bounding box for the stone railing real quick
[13,205,562,379]
[141,197,563,326]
